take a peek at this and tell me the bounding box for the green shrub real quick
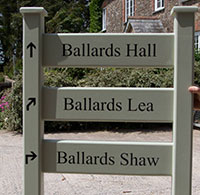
[78,68,173,88]
[0,72,4,82]
[89,0,104,32]
[195,49,200,62]
[0,67,176,132]
[0,73,22,131]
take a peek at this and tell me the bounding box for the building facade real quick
[102,0,200,49]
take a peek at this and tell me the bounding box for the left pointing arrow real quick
[25,151,37,165]
[27,42,36,58]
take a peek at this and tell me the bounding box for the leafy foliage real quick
[0,72,22,131]
[0,67,174,132]
[78,68,174,88]
[89,0,104,32]
[0,0,90,75]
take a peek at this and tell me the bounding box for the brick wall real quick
[152,0,180,32]
[103,0,200,33]
[104,0,123,32]
[135,1,152,17]
[183,1,200,31]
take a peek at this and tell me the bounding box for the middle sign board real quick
[42,87,173,122]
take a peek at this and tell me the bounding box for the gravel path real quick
[0,128,200,195]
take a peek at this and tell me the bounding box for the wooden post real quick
[20,7,47,195]
[171,6,198,195]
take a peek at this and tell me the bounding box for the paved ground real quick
[0,127,200,195]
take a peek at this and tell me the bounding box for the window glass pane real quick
[162,0,164,7]
[155,0,164,10]
[102,8,106,30]
[126,0,134,18]
[157,0,161,8]
[127,0,129,16]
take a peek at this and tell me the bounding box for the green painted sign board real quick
[20,6,197,195]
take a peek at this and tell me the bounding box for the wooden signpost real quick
[20,6,197,195]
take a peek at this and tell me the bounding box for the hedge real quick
[1,57,200,132]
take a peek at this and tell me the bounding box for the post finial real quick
[20,7,48,16]
[171,6,198,16]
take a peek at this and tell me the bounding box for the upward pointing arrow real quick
[27,42,36,58]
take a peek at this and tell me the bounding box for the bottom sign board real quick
[42,140,172,176]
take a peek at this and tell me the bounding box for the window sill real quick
[153,7,165,14]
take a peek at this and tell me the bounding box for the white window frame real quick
[102,8,106,31]
[195,32,200,50]
[155,0,164,12]
[125,0,135,22]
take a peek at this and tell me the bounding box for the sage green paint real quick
[171,6,198,195]
[42,140,173,176]
[42,87,173,122]
[43,33,174,67]
[21,6,196,195]
[20,7,47,195]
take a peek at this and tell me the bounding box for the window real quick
[102,8,106,31]
[155,0,164,12]
[125,0,135,22]
[195,32,200,50]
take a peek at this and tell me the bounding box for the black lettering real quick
[130,153,138,166]
[138,102,146,111]
[68,155,76,164]
[91,47,99,56]
[101,102,107,111]
[82,152,85,164]
[148,44,151,57]
[89,98,92,111]
[86,155,93,164]
[128,98,137,111]
[94,156,100,165]
[57,151,67,164]
[138,157,146,166]
[114,47,121,57]
[82,43,85,56]
[105,44,113,57]
[63,44,72,56]
[93,101,100,111]
[116,102,122,111]
[147,102,154,112]
[74,47,81,56]
[147,157,159,166]
[64,98,74,110]
[87,43,90,56]
[100,152,108,165]
[107,98,115,111]
[139,47,146,57]
[99,47,106,56]
[109,156,115,165]
[126,44,137,57]
[120,153,129,166]
[75,101,82,110]
[84,98,87,111]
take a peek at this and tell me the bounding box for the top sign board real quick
[43,33,174,67]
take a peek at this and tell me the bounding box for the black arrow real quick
[27,42,36,58]
[25,151,37,165]
[26,97,36,111]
